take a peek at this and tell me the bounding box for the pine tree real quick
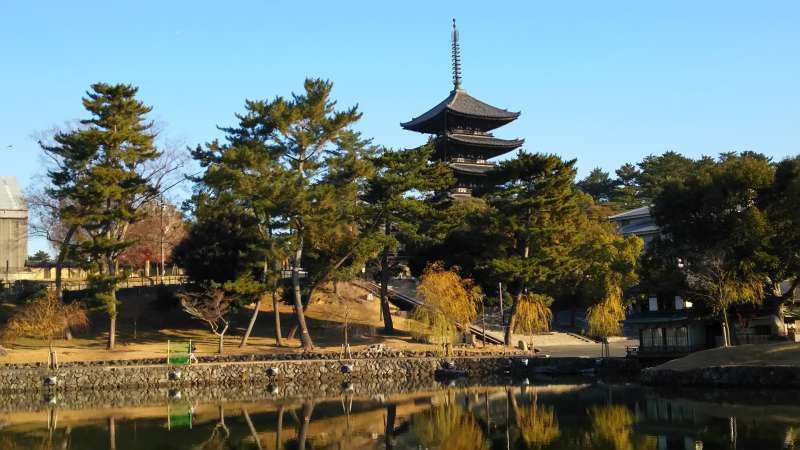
[42,83,160,350]
[649,152,775,346]
[577,168,618,203]
[191,79,366,351]
[482,152,585,345]
[362,144,452,333]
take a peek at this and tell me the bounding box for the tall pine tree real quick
[192,79,369,351]
[42,83,160,349]
[481,152,584,344]
[362,145,452,333]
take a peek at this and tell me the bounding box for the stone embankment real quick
[0,352,637,394]
[641,365,800,388]
[0,356,511,393]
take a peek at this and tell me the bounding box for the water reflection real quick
[583,404,656,450]
[513,393,560,449]
[0,383,799,449]
[411,392,488,450]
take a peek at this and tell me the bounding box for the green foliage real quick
[27,251,51,265]
[362,144,453,331]
[483,152,584,295]
[363,144,453,250]
[172,202,265,295]
[637,151,700,200]
[40,83,161,349]
[611,163,643,210]
[577,167,618,203]
[648,152,775,321]
[189,78,375,350]
[572,213,643,337]
[763,156,800,295]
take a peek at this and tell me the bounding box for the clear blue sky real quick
[2,1,799,253]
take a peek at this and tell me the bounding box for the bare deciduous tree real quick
[179,288,234,353]
[686,254,765,347]
[3,292,89,367]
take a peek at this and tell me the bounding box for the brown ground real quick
[0,282,500,365]
[654,341,800,371]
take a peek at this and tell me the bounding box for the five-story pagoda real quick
[401,20,523,197]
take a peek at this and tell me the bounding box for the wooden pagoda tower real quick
[401,20,523,197]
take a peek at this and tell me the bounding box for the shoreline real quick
[642,364,800,388]
[0,354,635,393]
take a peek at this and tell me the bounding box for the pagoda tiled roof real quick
[446,132,524,149]
[401,89,520,132]
[449,162,495,175]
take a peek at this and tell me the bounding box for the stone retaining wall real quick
[0,356,509,393]
[641,365,800,387]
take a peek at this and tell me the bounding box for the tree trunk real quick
[292,235,314,351]
[241,408,262,450]
[504,292,522,346]
[273,291,284,346]
[384,404,396,450]
[379,239,394,333]
[108,416,116,450]
[108,313,116,350]
[239,295,264,348]
[218,332,225,354]
[276,405,284,450]
[298,401,314,450]
[55,226,77,340]
[722,312,732,347]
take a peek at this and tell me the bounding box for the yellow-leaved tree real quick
[413,263,482,346]
[3,291,89,366]
[575,218,643,339]
[512,293,554,349]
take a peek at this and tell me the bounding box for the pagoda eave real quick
[401,89,521,134]
[449,162,496,176]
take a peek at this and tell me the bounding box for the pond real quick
[0,381,798,449]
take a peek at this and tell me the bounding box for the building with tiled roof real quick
[608,206,659,247]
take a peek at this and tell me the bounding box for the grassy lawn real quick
[0,282,497,365]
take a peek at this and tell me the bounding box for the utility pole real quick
[159,194,165,283]
[481,296,486,347]
[498,281,504,327]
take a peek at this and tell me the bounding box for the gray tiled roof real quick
[0,176,26,212]
[446,133,524,149]
[608,206,651,221]
[402,88,520,131]
[618,222,660,236]
[449,162,495,175]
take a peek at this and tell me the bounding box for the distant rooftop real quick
[608,206,651,221]
[0,176,27,218]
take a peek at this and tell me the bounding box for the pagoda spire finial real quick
[451,18,462,89]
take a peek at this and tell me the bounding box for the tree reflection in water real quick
[513,397,560,448]
[583,404,656,450]
[412,392,489,450]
